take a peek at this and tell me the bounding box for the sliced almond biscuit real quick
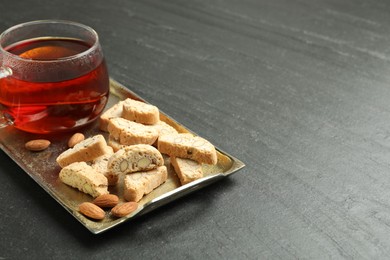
[158,133,218,165]
[108,117,159,146]
[56,134,108,168]
[170,157,203,185]
[91,146,118,186]
[107,144,164,175]
[107,136,128,152]
[59,162,108,198]
[123,166,168,202]
[99,100,124,132]
[122,98,159,125]
[153,120,178,137]
[151,120,178,146]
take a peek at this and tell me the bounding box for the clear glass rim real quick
[0,19,100,63]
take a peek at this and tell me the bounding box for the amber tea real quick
[0,20,109,134]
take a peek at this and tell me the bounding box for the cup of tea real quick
[0,20,110,134]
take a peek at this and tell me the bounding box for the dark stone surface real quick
[2,0,390,258]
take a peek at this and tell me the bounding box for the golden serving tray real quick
[0,79,245,234]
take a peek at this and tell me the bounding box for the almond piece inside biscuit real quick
[120,160,129,172]
[83,183,93,195]
[137,158,151,168]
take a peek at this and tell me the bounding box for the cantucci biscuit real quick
[108,117,159,146]
[107,136,127,152]
[122,98,159,125]
[123,166,168,202]
[153,120,178,136]
[59,162,108,197]
[158,133,218,165]
[91,146,118,186]
[56,134,108,168]
[153,121,178,136]
[170,157,203,185]
[151,120,178,146]
[99,100,124,132]
[107,144,164,175]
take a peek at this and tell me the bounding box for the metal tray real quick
[0,79,245,234]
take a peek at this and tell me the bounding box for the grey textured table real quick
[2,0,390,259]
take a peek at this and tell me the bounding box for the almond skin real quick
[111,202,138,218]
[68,133,85,148]
[92,194,119,208]
[25,139,51,151]
[79,202,105,220]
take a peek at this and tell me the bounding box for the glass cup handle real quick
[0,66,13,128]
[0,112,13,128]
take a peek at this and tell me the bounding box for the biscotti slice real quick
[170,157,203,185]
[153,121,178,136]
[107,136,127,152]
[59,162,109,197]
[91,146,118,186]
[151,121,178,146]
[107,144,164,175]
[99,100,124,132]
[108,117,159,146]
[122,98,159,125]
[124,166,168,202]
[158,133,218,165]
[56,134,108,168]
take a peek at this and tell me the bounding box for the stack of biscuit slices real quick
[56,98,218,206]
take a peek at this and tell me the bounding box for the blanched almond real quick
[138,157,151,168]
[120,159,128,172]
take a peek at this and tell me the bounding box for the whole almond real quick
[79,202,105,220]
[25,139,51,151]
[68,133,85,148]
[92,194,119,208]
[111,202,138,218]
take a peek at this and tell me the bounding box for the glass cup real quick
[0,20,109,134]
